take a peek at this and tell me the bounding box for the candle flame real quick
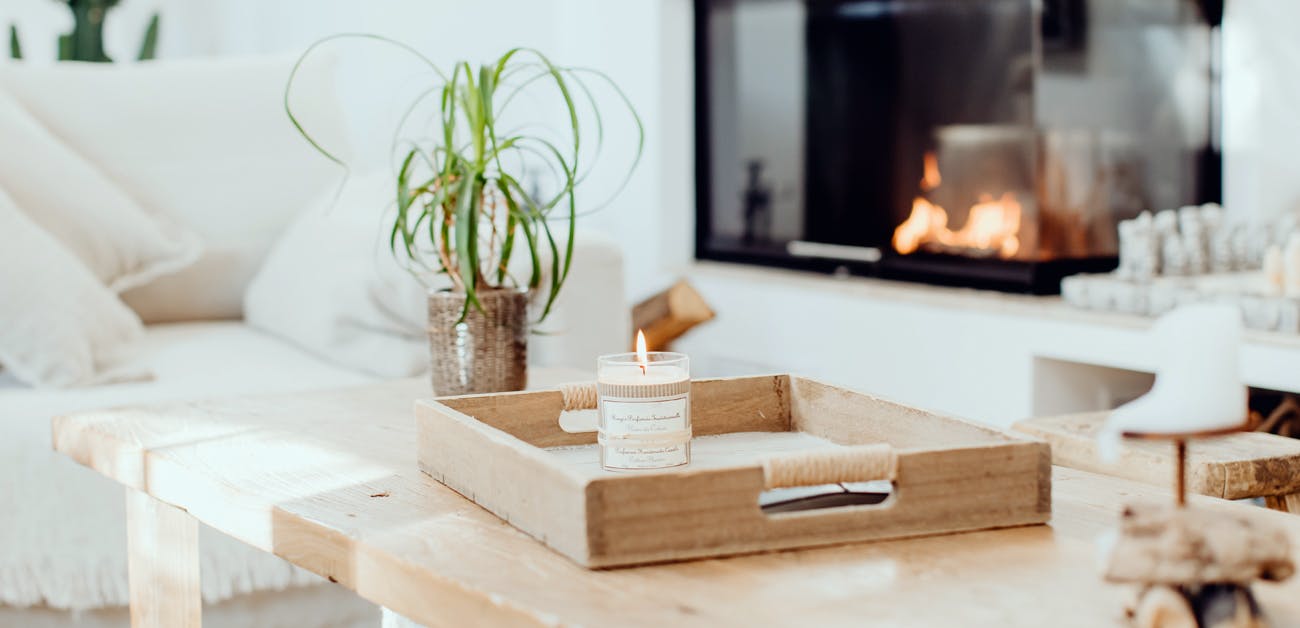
[635,329,648,374]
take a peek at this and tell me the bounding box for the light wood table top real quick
[52,375,1300,627]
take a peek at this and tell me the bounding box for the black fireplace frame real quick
[692,0,1223,295]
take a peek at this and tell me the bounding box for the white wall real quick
[1222,0,1300,225]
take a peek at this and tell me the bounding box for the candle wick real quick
[639,364,646,375]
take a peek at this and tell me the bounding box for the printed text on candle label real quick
[601,395,689,469]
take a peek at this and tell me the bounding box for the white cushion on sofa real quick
[244,172,431,378]
[0,185,145,388]
[0,87,199,292]
[0,321,375,610]
[2,54,351,322]
[244,169,630,377]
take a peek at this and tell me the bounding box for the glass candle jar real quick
[596,351,691,471]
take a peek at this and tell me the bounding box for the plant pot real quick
[426,289,528,395]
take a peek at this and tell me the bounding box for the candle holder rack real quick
[1104,422,1295,625]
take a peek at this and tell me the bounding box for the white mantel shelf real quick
[678,262,1300,428]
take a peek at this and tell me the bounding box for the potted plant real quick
[288,38,641,395]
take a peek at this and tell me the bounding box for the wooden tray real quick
[415,374,1051,568]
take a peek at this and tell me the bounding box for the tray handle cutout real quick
[761,444,896,489]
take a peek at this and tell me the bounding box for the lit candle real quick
[596,331,691,471]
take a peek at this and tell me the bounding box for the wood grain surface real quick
[52,375,1300,627]
[1014,412,1300,501]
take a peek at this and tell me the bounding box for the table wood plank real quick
[1014,412,1300,500]
[53,376,1300,627]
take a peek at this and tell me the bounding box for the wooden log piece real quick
[1104,503,1294,586]
[632,279,715,351]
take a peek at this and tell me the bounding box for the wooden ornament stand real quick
[1121,423,1254,508]
[1109,423,1293,627]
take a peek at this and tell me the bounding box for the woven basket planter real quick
[426,289,528,395]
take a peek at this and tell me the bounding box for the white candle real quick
[1284,233,1300,298]
[1098,304,1246,459]
[1264,244,1284,295]
[596,331,691,471]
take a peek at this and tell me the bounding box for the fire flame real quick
[921,151,942,191]
[635,329,648,374]
[892,153,1022,258]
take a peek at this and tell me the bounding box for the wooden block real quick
[1014,412,1300,500]
[418,374,1051,568]
[126,489,201,628]
[1104,503,1293,585]
[631,280,716,350]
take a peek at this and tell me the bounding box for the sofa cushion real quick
[0,321,375,610]
[243,169,628,377]
[0,185,145,387]
[244,172,432,378]
[2,54,352,322]
[0,87,200,292]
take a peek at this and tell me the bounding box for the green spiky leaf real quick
[137,13,159,61]
[284,37,643,326]
[8,24,20,59]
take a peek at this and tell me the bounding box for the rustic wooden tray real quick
[415,374,1051,568]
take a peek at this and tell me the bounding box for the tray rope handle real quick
[558,381,599,411]
[761,444,897,490]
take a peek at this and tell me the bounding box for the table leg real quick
[1265,493,1300,514]
[126,489,201,627]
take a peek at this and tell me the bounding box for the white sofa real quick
[0,55,627,626]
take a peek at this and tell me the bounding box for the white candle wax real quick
[596,353,691,471]
[1098,304,1246,460]
[597,364,689,385]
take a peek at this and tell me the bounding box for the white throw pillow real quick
[244,172,434,378]
[0,87,200,292]
[2,55,351,322]
[245,171,612,377]
[0,186,145,387]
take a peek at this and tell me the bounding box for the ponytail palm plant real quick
[286,36,643,323]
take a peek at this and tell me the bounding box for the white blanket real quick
[0,322,375,610]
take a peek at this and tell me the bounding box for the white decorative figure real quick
[1161,233,1189,276]
[1117,212,1159,280]
[1199,203,1224,227]
[1247,224,1274,269]
[1264,245,1285,296]
[1285,233,1300,298]
[1210,224,1237,272]
[1178,207,1208,274]
[1098,305,1246,461]
[1154,209,1179,239]
[1230,224,1251,270]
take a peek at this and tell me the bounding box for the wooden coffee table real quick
[52,373,1300,627]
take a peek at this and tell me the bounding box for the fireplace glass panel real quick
[697,0,1218,291]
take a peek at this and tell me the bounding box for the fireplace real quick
[695,0,1222,293]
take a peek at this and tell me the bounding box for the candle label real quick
[601,394,689,470]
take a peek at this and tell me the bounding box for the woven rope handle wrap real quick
[559,381,599,411]
[761,444,897,489]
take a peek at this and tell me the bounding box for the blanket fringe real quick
[0,526,321,611]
